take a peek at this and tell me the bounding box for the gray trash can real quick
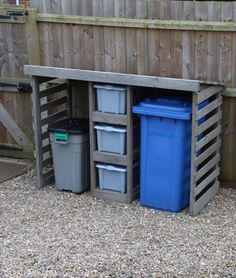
[49,119,89,193]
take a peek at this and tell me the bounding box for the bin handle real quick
[55,132,68,144]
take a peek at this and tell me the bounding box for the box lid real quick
[48,118,89,135]
[93,84,126,92]
[132,97,192,120]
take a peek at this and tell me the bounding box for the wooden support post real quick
[32,76,44,188]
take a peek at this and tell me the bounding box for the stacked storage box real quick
[94,84,139,194]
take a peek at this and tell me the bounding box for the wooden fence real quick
[0,1,236,186]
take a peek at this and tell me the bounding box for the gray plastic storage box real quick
[94,124,127,155]
[94,84,126,114]
[96,162,139,193]
[94,123,140,155]
[49,119,89,193]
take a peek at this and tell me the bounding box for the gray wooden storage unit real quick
[24,65,223,216]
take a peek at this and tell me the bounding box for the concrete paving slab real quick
[0,158,31,183]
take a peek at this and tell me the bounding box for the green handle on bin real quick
[55,132,68,143]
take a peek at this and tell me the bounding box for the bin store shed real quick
[24,65,223,216]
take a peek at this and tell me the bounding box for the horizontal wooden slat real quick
[197,86,223,104]
[40,109,67,126]
[93,151,127,166]
[93,111,127,126]
[195,140,220,167]
[40,96,67,112]
[196,97,222,121]
[190,181,220,216]
[42,156,53,167]
[93,188,127,203]
[196,125,221,151]
[42,144,51,154]
[24,66,202,92]
[196,112,222,136]
[195,167,220,197]
[43,169,54,186]
[195,153,220,182]
[40,82,67,98]
[37,13,236,32]
[41,131,49,140]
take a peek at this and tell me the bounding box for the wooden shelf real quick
[93,151,127,166]
[92,111,127,126]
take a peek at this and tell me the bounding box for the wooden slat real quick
[36,13,236,32]
[94,188,127,203]
[0,102,33,147]
[42,143,51,154]
[41,131,49,140]
[195,153,220,182]
[196,112,222,136]
[40,96,67,112]
[196,126,222,151]
[195,140,221,167]
[93,151,127,166]
[92,111,127,126]
[42,156,53,167]
[197,86,223,104]
[126,86,134,203]
[196,97,223,120]
[191,181,220,216]
[40,109,67,126]
[43,169,54,186]
[195,167,220,197]
[24,66,202,92]
[39,82,67,98]
[89,82,97,196]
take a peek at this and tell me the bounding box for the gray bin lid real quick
[48,118,89,135]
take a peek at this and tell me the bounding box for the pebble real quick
[0,169,235,277]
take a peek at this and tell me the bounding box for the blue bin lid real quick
[132,98,192,120]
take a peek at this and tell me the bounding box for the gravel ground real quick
[0,170,235,278]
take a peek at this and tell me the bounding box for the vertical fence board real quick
[159,30,171,77]
[115,28,126,73]
[195,31,208,81]
[114,0,125,18]
[147,29,160,76]
[171,31,183,78]
[72,25,82,69]
[147,0,159,19]
[137,29,148,75]
[93,27,105,71]
[126,28,137,74]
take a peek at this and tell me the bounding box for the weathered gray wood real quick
[191,181,220,216]
[42,156,53,167]
[196,112,222,136]
[42,143,51,154]
[126,86,134,203]
[93,151,127,166]
[43,169,54,185]
[40,96,67,112]
[0,102,33,148]
[32,76,44,188]
[89,82,96,196]
[40,109,67,126]
[195,153,220,182]
[93,188,127,203]
[196,126,222,151]
[92,111,127,126]
[195,167,220,197]
[195,140,221,167]
[197,86,223,103]
[39,82,67,98]
[196,97,223,120]
[24,66,202,92]
[190,93,198,216]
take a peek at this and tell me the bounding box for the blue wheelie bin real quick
[133,97,192,212]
